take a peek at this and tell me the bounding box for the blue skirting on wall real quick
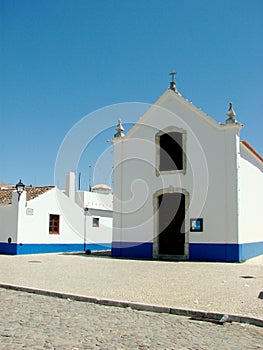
[111,241,263,262]
[189,242,263,262]
[0,243,18,255]
[189,243,240,262]
[4,241,261,260]
[112,241,153,259]
[239,241,263,261]
[0,242,111,255]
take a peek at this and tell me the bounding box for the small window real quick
[49,214,60,234]
[92,217,99,227]
[159,132,183,171]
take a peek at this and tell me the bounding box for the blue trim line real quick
[0,243,111,255]
[189,242,263,262]
[112,241,153,259]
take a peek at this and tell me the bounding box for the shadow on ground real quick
[61,250,112,258]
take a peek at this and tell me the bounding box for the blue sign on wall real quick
[190,218,203,232]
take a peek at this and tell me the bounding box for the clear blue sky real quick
[1,0,262,188]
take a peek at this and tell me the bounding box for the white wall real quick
[238,144,263,243]
[76,191,113,211]
[0,191,18,244]
[17,188,84,244]
[77,191,113,245]
[17,188,112,245]
[84,209,112,245]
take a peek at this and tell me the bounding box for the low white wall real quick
[238,145,263,243]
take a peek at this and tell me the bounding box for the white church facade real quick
[112,78,263,262]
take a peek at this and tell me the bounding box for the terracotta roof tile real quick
[0,189,13,205]
[241,140,263,163]
[25,186,54,201]
[0,184,13,189]
[0,186,54,205]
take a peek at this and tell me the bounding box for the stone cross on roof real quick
[169,70,178,93]
[169,70,176,82]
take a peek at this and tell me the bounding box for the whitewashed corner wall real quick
[0,191,19,244]
[237,144,263,259]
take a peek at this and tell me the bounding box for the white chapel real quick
[111,75,263,262]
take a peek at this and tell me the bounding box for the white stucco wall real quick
[113,90,241,250]
[17,188,84,244]
[75,191,113,211]
[16,188,112,245]
[0,192,18,244]
[76,190,113,245]
[84,209,112,245]
[238,143,263,243]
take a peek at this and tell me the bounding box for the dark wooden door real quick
[158,193,185,255]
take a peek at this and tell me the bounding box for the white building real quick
[0,173,113,255]
[112,79,263,262]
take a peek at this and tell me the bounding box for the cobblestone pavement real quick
[0,289,262,350]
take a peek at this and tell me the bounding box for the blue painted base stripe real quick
[189,243,239,262]
[112,241,153,259]
[240,241,263,261]
[112,241,263,262]
[189,242,263,262]
[0,243,111,255]
[0,243,18,255]
[2,241,262,261]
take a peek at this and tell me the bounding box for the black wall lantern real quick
[16,179,25,201]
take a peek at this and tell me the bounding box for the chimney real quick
[65,172,76,201]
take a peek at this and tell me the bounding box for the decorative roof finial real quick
[226,102,237,124]
[114,118,125,138]
[169,70,178,93]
